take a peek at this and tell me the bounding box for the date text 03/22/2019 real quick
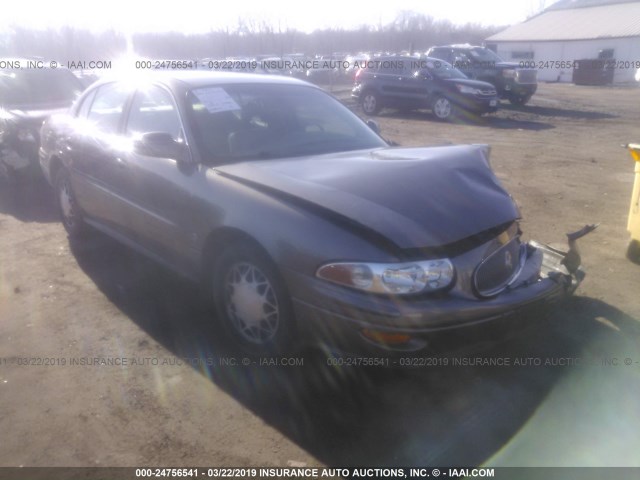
[134,467,495,478]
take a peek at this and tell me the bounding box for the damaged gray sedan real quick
[39,72,593,354]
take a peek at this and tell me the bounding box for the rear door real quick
[376,60,411,106]
[399,61,434,108]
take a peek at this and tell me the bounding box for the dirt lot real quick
[1,83,640,471]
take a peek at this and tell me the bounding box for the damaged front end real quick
[531,223,598,295]
[434,222,598,307]
[296,223,599,353]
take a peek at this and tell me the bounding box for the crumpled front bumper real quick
[529,240,584,294]
[289,241,582,353]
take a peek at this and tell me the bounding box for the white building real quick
[485,0,640,83]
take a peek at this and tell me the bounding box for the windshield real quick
[186,83,387,163]
[0,69,83,107]
[467,48,504,63]
[424,60,467,80]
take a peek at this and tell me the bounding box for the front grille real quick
[478,89,497,96]
[473,237,524,297]
[516,69,537,84]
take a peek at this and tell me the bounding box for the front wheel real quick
[55,168,85,237]
[212,242,295,355]
[432,96,456,121]
[361,91,381,115]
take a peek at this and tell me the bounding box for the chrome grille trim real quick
[473,237,527,298]
[515,69,537,85]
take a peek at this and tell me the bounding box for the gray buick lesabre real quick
[39,71,591,355]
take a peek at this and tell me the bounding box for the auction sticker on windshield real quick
[193,87,241,114]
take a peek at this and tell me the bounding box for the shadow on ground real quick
[501,102,618,121]
[69,232,639,466]
[377,110,555,132]
[0,175,58,223]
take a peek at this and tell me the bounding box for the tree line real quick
[0,12,504,60]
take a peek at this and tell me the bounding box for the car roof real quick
[364,56,450,66]
[90,70,317,91]
[430,44,484,50]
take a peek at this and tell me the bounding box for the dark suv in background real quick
[426,45,537,105]
[352,56,498,121]
[0,61,83,179]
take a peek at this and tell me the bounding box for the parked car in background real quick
[426,45,538,105]
[352,56,498,120]
[1,61,84,179]
[40,71,588,356]
[305,55,343,85]
[258,57,295,77]
[343,54,370,82]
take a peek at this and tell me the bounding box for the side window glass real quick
[401,60,416,76]
[126,86,182,141]
[431,50,448,62]
[380,62,405,75]
[87,83,130,134]
[454,52,471,64]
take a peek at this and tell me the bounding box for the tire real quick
[509,94,532,106]
[55,168,85,237]
[361,91,381,115]
[212,242,295,355]
[627,239,640,265]
[432,96,456,121]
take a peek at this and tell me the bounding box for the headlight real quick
[502,69,517,78]
[456,85,480,95]
[316,259,455,295]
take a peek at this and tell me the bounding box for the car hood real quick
[495,62,529,70]
[216,145,520,250]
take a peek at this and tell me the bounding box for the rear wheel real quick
[55,169,85,237]
[361,91,381,115]
[212,242,295,355]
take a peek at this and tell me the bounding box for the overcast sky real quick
[0,0,559,33]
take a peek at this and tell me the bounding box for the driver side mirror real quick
[134,132,191,164]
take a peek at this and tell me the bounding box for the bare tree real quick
[0,13,505,61]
